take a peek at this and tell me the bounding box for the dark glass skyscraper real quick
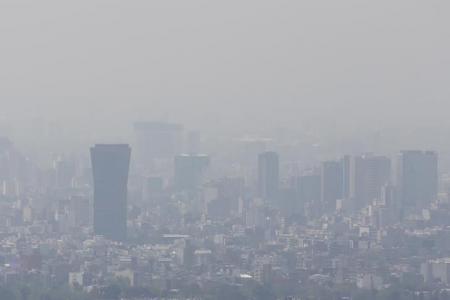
[91,144,131,242]
[350,154,391,209]
[397,150,438,211]
[293,173,321,218]
[258,151,279,205]
[321,160,343,213]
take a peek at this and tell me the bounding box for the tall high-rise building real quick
[207,177,245,219]
[397,150,438,210]
[293,173,321,218]
[350,154,391,209]
[54,157,76,189]
[257,151,279,205]
[91,144,131,241]
[133,122,183,171]
[321,161,343,213]
[174,154,210,192]
[341,155,352,200]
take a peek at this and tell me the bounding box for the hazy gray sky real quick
[1,0,450,137]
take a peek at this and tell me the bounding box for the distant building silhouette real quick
[258,151,279,205]
[350,154,391,210]
[321,161,343,213]
[186,131,201,154]
[134,122,183,171]
[207,177,245,219]
[341,155,352,200]
[295,173,321,218]
[397,150,438,210]
[54,157,76,189]
[174,154,210,192]
[91,144,131,241]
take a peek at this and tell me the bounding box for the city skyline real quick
[1,1,450,299]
